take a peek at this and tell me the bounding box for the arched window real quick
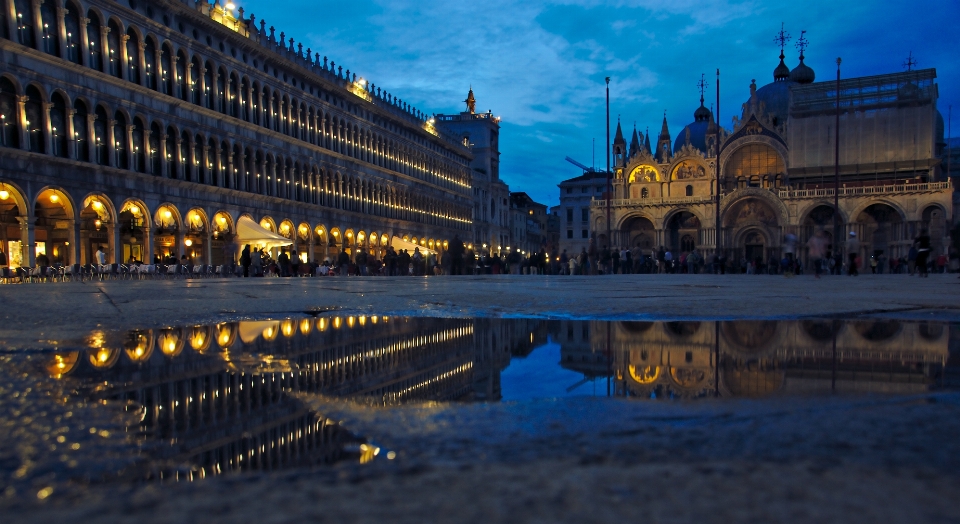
[203,61,214,109]
[176,51,188,100]
[64,2,82,64]
[106,20,122,78]
[179,130,190,180]
[165,127,180,178]
[724,143,785,182]
[149,122,161,175]
[239,77,249,121]
[131,118,145,172]
[165,127,177,178]
[685,185,693,197]
[50,93,68,158]
[640,187,648,198]
[39,0,59,56]
[144,37,157,90]
[86,11,102,71]
[94,106,108,164]
[72,100,88,161]
[190,56,202,105]
[216,68,226,114]
[125,29,141,84]
[113,111,127,169]
[14,0,35,48]
[24,86,44,154]
[160,44,174,95]
[0,78,19,149]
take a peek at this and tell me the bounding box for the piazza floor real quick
[2,273,959,523]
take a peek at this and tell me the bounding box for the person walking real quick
[277,249,290,277]
[806,230,827,279]
[846,232,860,276]
[449,234,465,275]
[240,244,251,277]
[915,230,931,278]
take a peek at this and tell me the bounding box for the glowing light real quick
[129,205,139,215]
[49,194,59,203]
[0,190,8,200]
[163,209,172,220]
[184,239,193,247]
[92,200,103,210]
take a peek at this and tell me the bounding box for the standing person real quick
[907,244,918,275]
[251,248,263,276]
[783,233,797,271]
[355,248,368,276]
[337,249,350,276]
[277,249,290,277]
[806,230,827,279]
[449,234,465,275]
[611,247,620,275]
[240,244,250,278]
[657,246,666,274]
[846,232,860,276]
[95,246,107,266]
[587,238,598,275]
[915,230,931,278]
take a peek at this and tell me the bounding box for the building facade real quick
[435,89,511,254]
[0,0,476,269]
[509,191,547,256]
[557,170,610,255]
[576,42,954,268]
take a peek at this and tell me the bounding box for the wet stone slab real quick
[0,315,957,507]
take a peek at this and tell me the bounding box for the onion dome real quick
[790,53,815,84]
[773,51,791,81]
[674,97,714,154]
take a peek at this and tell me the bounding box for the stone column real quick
[185,61,194,102]
[99,25,110,74]
[65,107,76,159]
[108,222,118,264]
[197,65,207,108]
[138,41,148,87]
[176,228,184,260]
[17,215,34,267]
[125,123,135,171]
[56,5,67,58]
[202,143,211,185]
[225,149,234,190]
[30,0,42,52]
[68,218,78,266]
[41,100,52,155]
[118,33,129,81]
[212,143,222,187]
[85,113,96,162]
[5,0,17,42]
[78,16,89,67]
[244,80,253,122]
[16,95,28,151]
[158,129,169,177]
[173,136,183,180]
[105,118,117,167]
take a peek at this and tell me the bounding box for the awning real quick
[391,236,437,255]
[236,216,293,249]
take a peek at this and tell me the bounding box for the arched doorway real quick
[921,206,947,256]
[801,205,839,267]
[34,188,75,265]
[666,211,700,255]
[725,197,780,266]
[329,227,342,259]
[314,225,328,262]
[855,203,903,261]
[79,195,114,265]
[621,215,656,252]
[153,204,180,263]
[184,208,207,264]
[296,222,311,263]
[211,211,235,266]
[0,181,27,268]
[118,200,148,264]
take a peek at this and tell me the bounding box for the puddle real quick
[1,316,955,498]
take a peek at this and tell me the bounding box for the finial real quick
[795,30,808,58]
[697,73,708,105]
[774,22,791,54]
[903,51,917,71]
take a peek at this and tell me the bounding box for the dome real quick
[673,119,711,154]
[754,79,795,126]
[693,104,712,122]
[790,54,815,84]
[773,52,791,81]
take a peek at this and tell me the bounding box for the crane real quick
[564,157,594,173]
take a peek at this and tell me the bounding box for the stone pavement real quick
[1,273,959,348]
[1,273,959,523]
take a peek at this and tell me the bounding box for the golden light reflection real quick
[358,443,380,464]
[370,316,378,324]
[333,317,343,330]
[189,326,211,352]
[358,316,366,326]
[262,324,279,341]
[88,347,120,368]
[123,331,155,361]
[47,351,80,378]
[317,317,328,332]
[155,329,182,358]
[628,364,661,384]
[299,319,313,335]
[281,319,295,337]
[217,323,236,347]
[347,316,356,328]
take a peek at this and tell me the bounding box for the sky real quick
[240,0,960,207]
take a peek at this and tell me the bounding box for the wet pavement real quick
[1,276,959,522]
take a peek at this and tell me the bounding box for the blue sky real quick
[241,0,960,207]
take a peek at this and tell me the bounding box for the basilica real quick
[562,37,953,268]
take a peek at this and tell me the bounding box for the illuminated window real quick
[724,144,784,180]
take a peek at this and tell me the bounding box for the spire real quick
[773,23,792,82]
[644,127,652,154]
[790,30,816,84]
[613,119,626,146]
[629,124,640,157]
[658,111,670,140]
[464,86,476,114]
[694,73,712,122]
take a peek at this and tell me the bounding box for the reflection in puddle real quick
[12,317,956,490]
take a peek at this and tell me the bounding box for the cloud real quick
[250,0,960,207]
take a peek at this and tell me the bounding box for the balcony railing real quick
[778,181,951,199]
[591,195,714,208]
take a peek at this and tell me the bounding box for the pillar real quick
[56,5,67,59]
[118,33,129,81]
[41,100,52,155]
[15,95,27,151]
[29,0,42,52]
[17,215,34,267]
[78,16,89,67]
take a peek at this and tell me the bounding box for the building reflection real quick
[42,316,537,478]
[555,320,950,399]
